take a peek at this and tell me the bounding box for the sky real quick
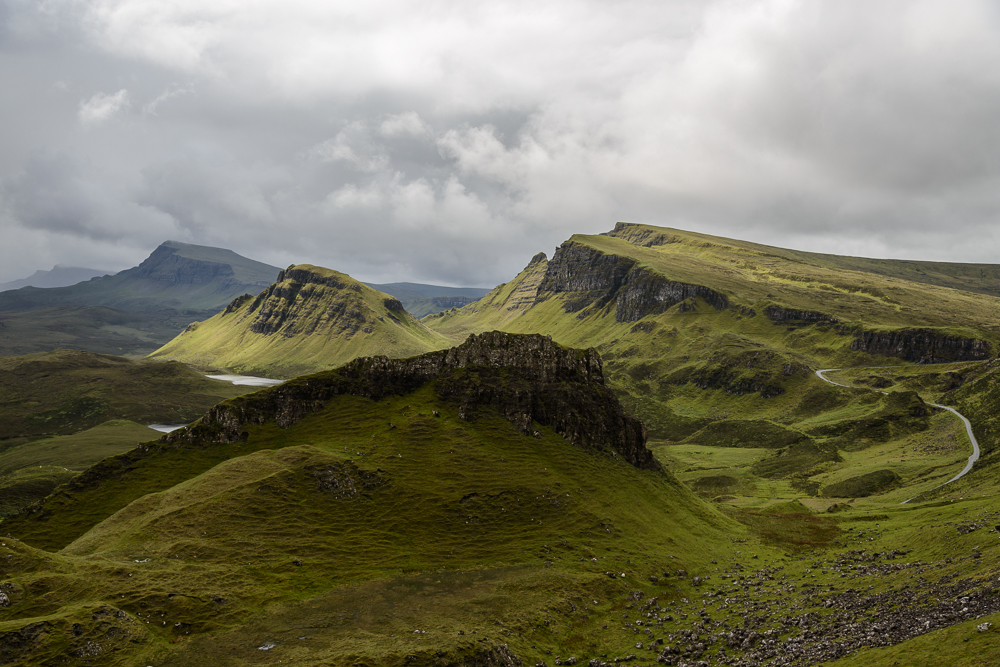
[1,0,999,287]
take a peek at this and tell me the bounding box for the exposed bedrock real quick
[851,329,992,363]
[537,241,728,322]
[763,305,839,324]
[164,331,659,470]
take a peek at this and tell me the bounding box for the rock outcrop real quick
[165,331,659,470]
[763,306,839,324]
[603,221,682,247]
[537,241,728,322]
[851,329,992,363]
[247,266,364,335]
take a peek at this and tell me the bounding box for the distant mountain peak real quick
[131,241,280,287]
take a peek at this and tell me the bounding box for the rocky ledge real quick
[851,328,992,363]
[165,331,659,470]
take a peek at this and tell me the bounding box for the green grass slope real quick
[150,264,451,377]
[0,349,253,442]
[0,349,263,515]
[0,420,160,516]
[0,334,739,665]
[3,336,1000,665]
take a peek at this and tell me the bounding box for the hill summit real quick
[149,264,451,377]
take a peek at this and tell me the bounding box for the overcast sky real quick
[1,0,999,286]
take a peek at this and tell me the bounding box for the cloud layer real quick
[2,0,999,284]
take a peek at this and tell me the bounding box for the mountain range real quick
[0,242,488,358]
[2,222,1000,665]
[0,266,107,292]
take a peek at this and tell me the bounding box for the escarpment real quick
[851,328,992,363]
[537,241,728,322]
[166,331,657,470]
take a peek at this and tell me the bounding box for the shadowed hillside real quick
[0,241,281,357]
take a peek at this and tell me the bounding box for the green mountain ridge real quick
[426,223,1000,438]
[7,225,1000,664]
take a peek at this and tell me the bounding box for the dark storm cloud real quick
[1,0,999,285]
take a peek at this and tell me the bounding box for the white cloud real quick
[77,89,130,126]
[379,112,429,138]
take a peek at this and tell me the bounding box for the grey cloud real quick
[2,0,1000,286]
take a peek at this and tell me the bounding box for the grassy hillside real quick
[0,334,739,665]
[426,223,1000,443]
[3,335,1000,665]
[0,349,262,515]
[150,265,452,377]
[0,420,161,516]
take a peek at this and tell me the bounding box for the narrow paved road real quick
[815,368,980,502]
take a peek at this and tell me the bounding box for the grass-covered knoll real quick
[150,264,451,377]
[0,336,743,665]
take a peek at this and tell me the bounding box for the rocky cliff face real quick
[165,331,658,470]
[501,252,550,314]
[537,241,728,322]
[851,329,992,363]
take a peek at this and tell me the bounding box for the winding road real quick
[815,368,980,503]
